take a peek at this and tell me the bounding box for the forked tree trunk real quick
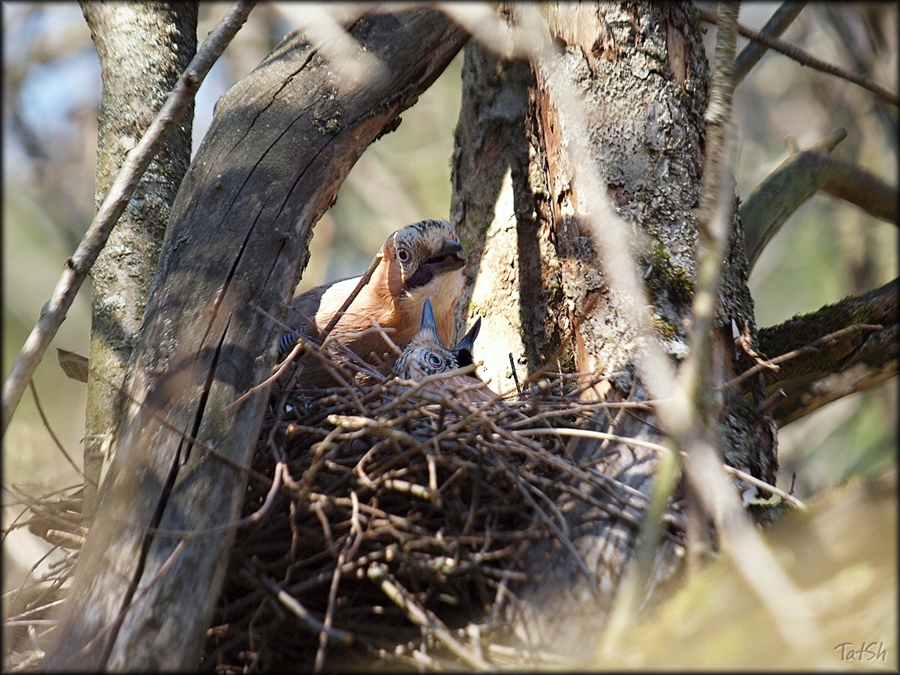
[452,2,776,656]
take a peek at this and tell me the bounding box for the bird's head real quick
[382,219,465,298]
[393,298,458,380]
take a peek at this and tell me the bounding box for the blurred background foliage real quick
[2,0,896,633]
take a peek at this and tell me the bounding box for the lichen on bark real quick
[81,2,197,513]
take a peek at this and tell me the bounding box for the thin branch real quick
[723,464,807,510]
[243,560,352,643]
[699,7,899,105]
[145,462,283,539]
[230,251,384,412]
[513,427,671,455]
[2,1,257,437]
[367,562,491,670]
[28,380,93,486]
[734,2,807,84]
[723,323,884,391]
[71,540,189,666]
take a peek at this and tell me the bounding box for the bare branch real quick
[699,8,900,105]
[819,158,898,224]
[742,128,898,270]
[678,3,823,654]
[28,380,92,486]
[1,1,257,437]
[734,2,807,84]
[746,279,899,426]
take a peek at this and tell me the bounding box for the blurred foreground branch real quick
[1,1,257,437]
[676,1,822,656]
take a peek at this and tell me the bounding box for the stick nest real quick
[4,352,635,672]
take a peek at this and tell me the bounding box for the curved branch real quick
[819,159,899,224]
[741,128,898,270]
[43,8,469,671]
[741,279,899,426]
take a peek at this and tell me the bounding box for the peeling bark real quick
[452,2,776,657]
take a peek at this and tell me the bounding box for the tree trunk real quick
[44,8,468,671]
[80,2,197,514]
[451,2,776,657]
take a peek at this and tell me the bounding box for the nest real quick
[3,345,647,672]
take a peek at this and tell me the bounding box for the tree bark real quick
[80,2,197,514]
[44,8,467,671]
[452,2,775,657]
[752,278,899,426]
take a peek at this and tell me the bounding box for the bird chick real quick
[283,219,466,387]
[394,299,493,404]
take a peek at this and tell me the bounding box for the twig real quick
[721,323,884,391]
[71,539,188,666]
[699,7,899,105]
[2,1,257,437]
[508,353,521,395]
[314,491,363,672]
[723,464,807,510]
[260,251,384,453]
[367,562,492,671]
[514,427,671,455]
[286,252,384,389]
[734,2,807,84]
[244,559,352,643]
[146,462,283,539]
[28,380,94,486]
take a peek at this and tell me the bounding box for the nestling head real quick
[394,298,483,382]
[393,298,458,380]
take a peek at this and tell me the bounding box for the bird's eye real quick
[397,248,410,263]
[427,353,445,370]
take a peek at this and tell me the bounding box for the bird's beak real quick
[423,239,465,274]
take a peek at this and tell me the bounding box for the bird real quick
[450,316,481,370]
[393,298,494,404]
[281,219,466,387]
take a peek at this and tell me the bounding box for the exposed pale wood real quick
[43,9,468,671]
[453,2,777,657]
